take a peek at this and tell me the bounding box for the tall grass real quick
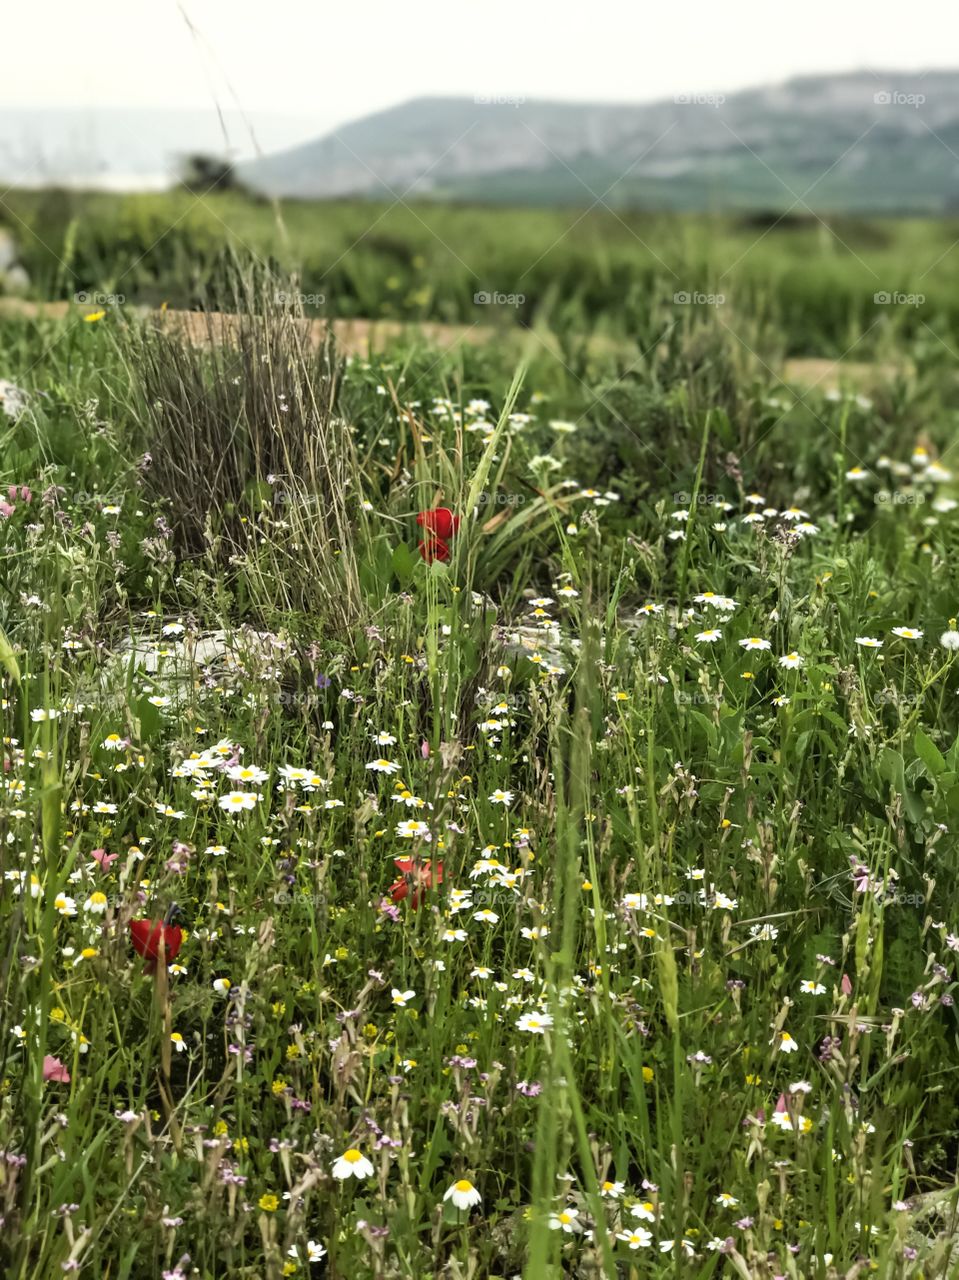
[116,267,366,635]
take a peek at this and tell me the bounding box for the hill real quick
[241,71,959,212]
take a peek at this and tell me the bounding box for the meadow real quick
[5,187,959,356]
[0,194,959,1279]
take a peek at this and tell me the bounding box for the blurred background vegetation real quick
[3,188,959,358]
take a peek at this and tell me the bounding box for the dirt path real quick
[0,297,911,389]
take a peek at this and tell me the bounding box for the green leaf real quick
[0,623,20,686]
[878,748,906,793]
[390,542,417,587]
[687,708,717,749]
[915,728,946,777]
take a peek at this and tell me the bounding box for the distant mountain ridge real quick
[240,71,959,213]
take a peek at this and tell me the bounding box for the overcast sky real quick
[6,0,958,138]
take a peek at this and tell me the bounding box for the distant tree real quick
[178,153,243,195]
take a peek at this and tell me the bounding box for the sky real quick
[6,0,959,144]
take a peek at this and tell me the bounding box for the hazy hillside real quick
[241,71,959,212]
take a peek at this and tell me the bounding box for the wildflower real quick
[391,988,415,1007]
[416,507,460,539]
[418,534,451,562]
[800,980,826,995]
[443,1178,482,1211]
[778,1031,799,1053]
[154,803,185,819]
[659,1238,696,1257]
[516,1011,553,1034]
[259,1194,279,1211]
[389,857,443,907]
[130,917,183,974]
[331,1148,374,1180]
[170,1033,187,1053]
[778,652,803,669]
[855,636,882,649]
[695,592,737,611]
[218,791,260,812]
[488,789,514,806]
[940,630,959,651]
[42,1055,70,1083]
[739,637,771,651]
[617,1228,653,1249]
[367,758,401,775]
[548,1206,581,1232]
[891,627,923,640]
[226,764,269,784]
[395,819,431,839]
[415,508,461,562]
[696,629,722,642]
[287,1241,327,1263]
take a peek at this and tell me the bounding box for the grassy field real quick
[1,230,959,1280]
[4,188,959,357]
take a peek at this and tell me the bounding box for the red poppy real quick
[130,919,183,974]
[389,857,444,909]
[417,536,450,563]
[416,508,460,539]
